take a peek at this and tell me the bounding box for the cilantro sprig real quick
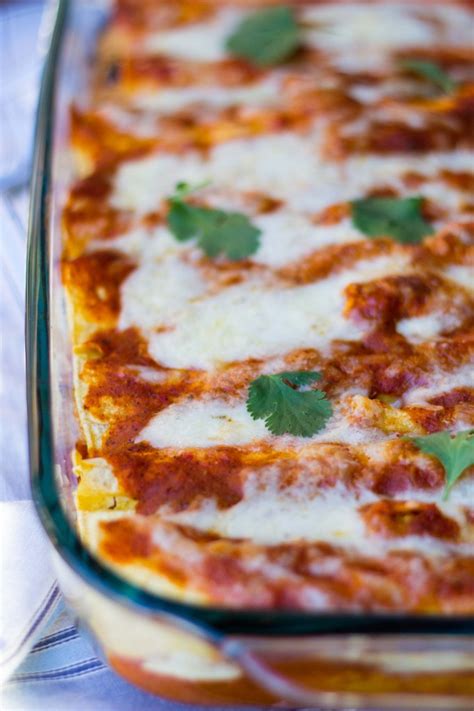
[399,59,457,94]
[351,196,434,244]
[246,371,333,437]
[409,430,474,500]
[167,182,261,260]
[226,5,301,67]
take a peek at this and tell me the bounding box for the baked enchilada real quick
[63,0,474,614]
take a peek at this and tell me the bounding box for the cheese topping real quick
[65,0,474,614]
[128,255,408,369]
[131,77,281,113]
[396,312,461,343]
[112,145,474,215]
[142,9,242,61]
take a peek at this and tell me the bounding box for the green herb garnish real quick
[351,196,434,244]
[246,371,332,437]
[409,430,474,500]
[226,5,301,67]
[399,59,457,94]
[167,182,261,260]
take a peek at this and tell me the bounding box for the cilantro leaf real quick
[351,196,434,244]
[246,371,332,437]
[167,183,261,260]
[196,210,261,260]
[400,59,457,94]
[226,5,301,67]
[172,181,211,201]
[167,201,201,241]
[278,371,322,387]
[409,430,474,500]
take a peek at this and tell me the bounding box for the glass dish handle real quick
[219,637,466,711]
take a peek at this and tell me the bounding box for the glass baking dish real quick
[26,0,474,707]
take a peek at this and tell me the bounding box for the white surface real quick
[0,501,59,683]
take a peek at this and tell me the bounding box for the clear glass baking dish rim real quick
[26,0,474,647]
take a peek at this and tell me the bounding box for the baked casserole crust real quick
[63,0,474,614]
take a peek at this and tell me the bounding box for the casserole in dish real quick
[28,0,474,706]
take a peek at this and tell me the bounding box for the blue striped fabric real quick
[31,625,79,654]
[2,607,237,711]
[30,626,80,653]
[1,595,255,711]
[8,602,106,685]
[1,585,62,671]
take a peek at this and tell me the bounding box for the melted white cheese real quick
[402,365,474,406]
[137,395,378,450]
[304,4,434,50]
[172,482,370,546]
[112,153,205,214]
[396,312,460,343]
[349,81,411,105]
[106,207,363,271]
[139,399,268,448]
[93,226,185,261]
[129,254,409,369]
[253,212,362,268]
[75,1,474,608]
[140,3,472,68]
[444,264,474,293]
[112,139,474,216]
[119,255,205,333]
[111,132,327,214]
[302,3,474,70]
[142,9,241,61]
[418,180,469,215]
[167,476,473,549]
[132,77,281,113]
